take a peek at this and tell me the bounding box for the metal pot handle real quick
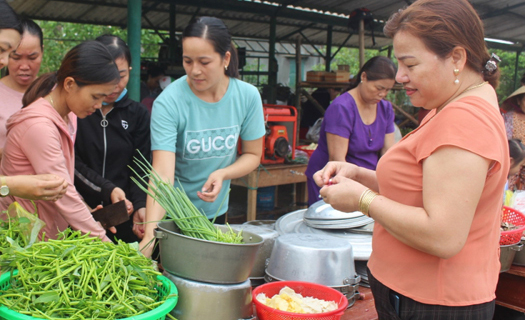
[512,242,524,252]
[154,228,167,240]
[343,274,361,285]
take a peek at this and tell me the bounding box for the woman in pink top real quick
[0,18,44,157]
[0,40,120,241]
[314,0,507,318]
[0,0,68,201]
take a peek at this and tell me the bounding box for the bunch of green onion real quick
[130,155,243,244]
[0,230,176,319]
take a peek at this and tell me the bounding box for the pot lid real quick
[276,209,372,260]
[304,199,364,220]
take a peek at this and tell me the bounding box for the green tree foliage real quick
[325,47,525,102]
[314,46,524,121]
[308,46,525,134]
[491,49,525,102]
[36,20,164,74]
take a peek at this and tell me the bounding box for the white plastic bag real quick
[509,190,525,213]
[306,118,323,142]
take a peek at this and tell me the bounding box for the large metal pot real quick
[265,233,360,306]
[500,242,523,273]
[266,233,359,287]
[156,221,263,284]
[164,271,255,320]
[230,224,279,279]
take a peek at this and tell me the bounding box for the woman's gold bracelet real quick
[359,189,378,217]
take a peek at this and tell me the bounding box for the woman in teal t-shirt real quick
[139,17,265,258]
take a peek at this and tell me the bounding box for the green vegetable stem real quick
[0,230,177,319]
[130,152,243,244]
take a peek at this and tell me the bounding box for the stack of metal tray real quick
[275,209,373,261]
[303,200,374,230]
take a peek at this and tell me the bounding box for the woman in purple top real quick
[305,56,397,205]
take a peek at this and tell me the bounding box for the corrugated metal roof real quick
[7,0,525,51]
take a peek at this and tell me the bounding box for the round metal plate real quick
[276,209,373,260]
[304,216,374,229]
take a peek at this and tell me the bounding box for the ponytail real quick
[226,42,239,78]
[481,54,501,89]
[344,56,396,91]
[22,72,57,107]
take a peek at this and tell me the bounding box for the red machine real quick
[261,104,297,164]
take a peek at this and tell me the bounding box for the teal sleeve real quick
[151,92,178,152]
[240,84,265,141]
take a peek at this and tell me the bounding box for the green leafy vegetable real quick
[0,230,177,319]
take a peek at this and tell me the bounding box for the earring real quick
[453,68,460,85]
[225,65,228,71]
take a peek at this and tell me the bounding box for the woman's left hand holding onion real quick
[319,176,367,213]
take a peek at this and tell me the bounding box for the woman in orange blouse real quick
[315,0,507,319]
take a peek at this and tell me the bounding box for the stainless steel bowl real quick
[500,242,523,272]
[164,271,255,320]
[265,233,360,287]
[156,221,263,284]
[513,239,525,266]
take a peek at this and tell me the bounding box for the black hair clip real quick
[484,53,501,74]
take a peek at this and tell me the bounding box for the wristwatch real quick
[0,176,9,197]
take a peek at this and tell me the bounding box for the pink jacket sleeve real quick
[20,120,110,241]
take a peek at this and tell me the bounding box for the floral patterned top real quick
[503,110,525,190]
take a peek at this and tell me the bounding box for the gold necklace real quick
[436,81,488,113]
[49,94,69,124]
[402,81,488,140]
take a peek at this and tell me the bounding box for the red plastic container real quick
[252,281,348,320]
[501,206,525,245]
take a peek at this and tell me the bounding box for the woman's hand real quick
[319,176,366,213]
[197,169,226,202]
[7,174,68,201]
[132,208,146,239]
[313,161,359,187]
[110,187,134,215]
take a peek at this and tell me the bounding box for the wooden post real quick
[325,25,332,72]
[268,15,277,104]
[359,19,365,68]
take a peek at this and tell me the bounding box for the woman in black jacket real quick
[74,34,151,243]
